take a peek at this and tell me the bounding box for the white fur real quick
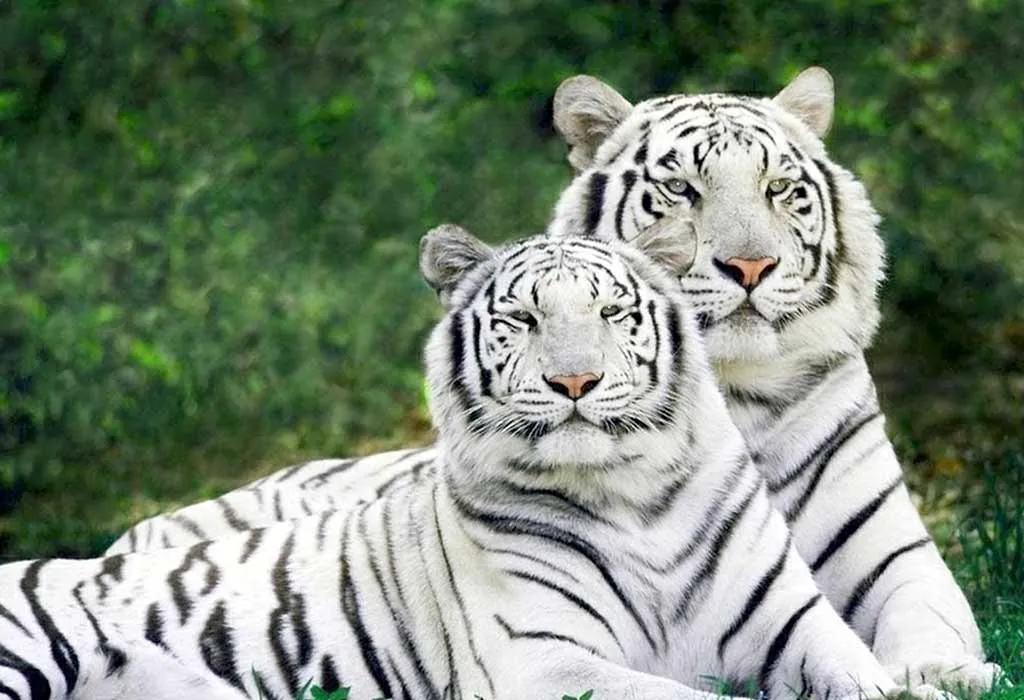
[1,235,955,700]
[107,70,999,697]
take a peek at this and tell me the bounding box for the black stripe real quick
[448,484,659,652]
[759,594,821,690]
[672,482,761,622]
[614,170,637,240]
[239,528,265,564]
[21,560,79,693]
[809,477,903,573]
[448,315,485,432]
[432,488,497,698]
[297,458,356,489]
[506,570,623,654]
[216,498,250,531]
[340,508,394,698]
[370,497,439,700]
[168,541,218,625]
[0,640,50,700]
[842,538,930,623]
[636,465,690,523]
[319,656,341,693]
[493,614,604,660]
[781,411,882,522]
[717,534,791,659]
[412,498,459,698]
[168,513,205,540]
[472,313,492,398]
[583,172,608,236]
[268,533,312,693]
[199,600,244,690]
[0,601,31,637]
[93,555,125,603]
[144,603,166,648]
[70,582,127,677]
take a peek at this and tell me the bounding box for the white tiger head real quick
[550,68,884,375]
[420,223,710,479]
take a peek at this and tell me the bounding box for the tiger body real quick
[108,69,997,694]
[1,232,944,700]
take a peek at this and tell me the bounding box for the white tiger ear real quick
[553,75,634,172]
[632,217,698,276]
[772,66,834,138]
[420,224,493,307]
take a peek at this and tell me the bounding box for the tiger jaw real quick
[531,418,619,467]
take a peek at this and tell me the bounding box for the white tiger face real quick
[551,68,884,367]
[420,225,698,471]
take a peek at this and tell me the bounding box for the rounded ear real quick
[553,75,634,172]
[631,216,698,276]
[772,66,834,139]
[419,224,493,307]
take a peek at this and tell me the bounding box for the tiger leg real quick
[870,579,1002,698]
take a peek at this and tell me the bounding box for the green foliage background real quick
[0,0,1021,569]
[0,0,1022,693]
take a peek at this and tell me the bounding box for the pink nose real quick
[544,372,603,400]
[715,256,779,289]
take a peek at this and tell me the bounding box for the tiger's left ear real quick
[554,75,634,172]
[772,66,834,139]
[420,224,493,308]
[632,218,698,277]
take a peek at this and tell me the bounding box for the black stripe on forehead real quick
[583,172,608,237]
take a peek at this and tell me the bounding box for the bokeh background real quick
[0,0,1021,681]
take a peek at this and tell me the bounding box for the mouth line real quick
[559,411,597,428]
[701,300,770,328]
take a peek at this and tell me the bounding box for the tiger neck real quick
[712,350,879,445]
[436,373,745,530]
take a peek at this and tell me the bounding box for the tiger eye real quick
[766,178,793,195]
[508,309,537,327]
[600,304,623,319]
[664,178,691,196]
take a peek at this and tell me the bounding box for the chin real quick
[703,314,781,362]
[533,422,617,467]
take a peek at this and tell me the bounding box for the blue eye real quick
[766,178,793,196]
[508,309,537,327]
[664,178,693,196]
[600,304,623,319]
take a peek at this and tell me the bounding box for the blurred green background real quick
[0,0,1021,577]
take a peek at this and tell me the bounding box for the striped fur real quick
[108,69,998,696]
[0,231,949,700]
[546,67,996,695]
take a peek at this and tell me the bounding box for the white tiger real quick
[108,68,1000,696]
[0,228,954,700]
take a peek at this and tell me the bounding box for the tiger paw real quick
[864,683,958,700]
[885,659,1003,699]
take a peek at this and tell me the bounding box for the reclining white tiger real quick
[0,228,956,700]
[108,68,1000,695]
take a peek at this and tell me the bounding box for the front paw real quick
[885,659,1003,699]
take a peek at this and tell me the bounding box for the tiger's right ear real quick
[553,75,634,172]
[420,224,494,308]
